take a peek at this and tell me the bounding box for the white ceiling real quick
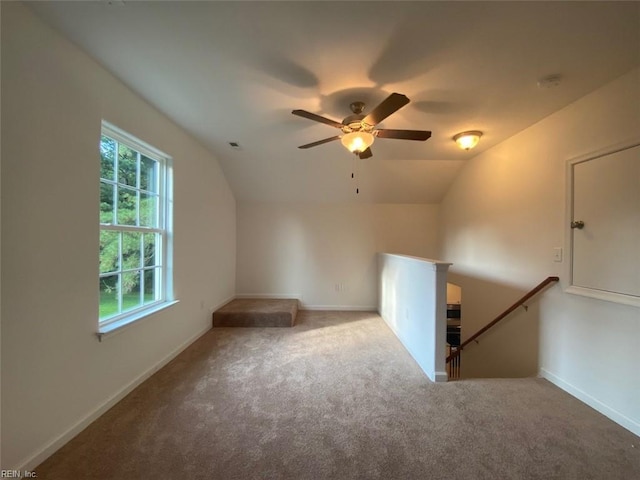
[29,1,640,204]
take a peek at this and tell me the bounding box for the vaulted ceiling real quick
[29,1,640,203]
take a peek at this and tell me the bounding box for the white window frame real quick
[563,136,640,308]
[98,121,175,339]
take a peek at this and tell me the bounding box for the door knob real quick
[571,220,585,229]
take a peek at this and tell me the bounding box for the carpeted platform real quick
[212,298,298,327]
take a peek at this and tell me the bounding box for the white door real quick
[571,143,640,298]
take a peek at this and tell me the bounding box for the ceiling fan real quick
[292,93,431,159]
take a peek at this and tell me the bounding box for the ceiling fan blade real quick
[292,110,343,129]
[359,147,373,159]
[298,135,341,149]
[376,129,432,141]
[363,93,410,126]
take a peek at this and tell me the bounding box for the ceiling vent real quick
[537,74,562,89]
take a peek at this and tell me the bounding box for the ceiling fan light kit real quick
[453,130,483,150]
[341,131,374,154]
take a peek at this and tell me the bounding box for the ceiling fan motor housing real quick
[341,115,374,134]
[342,101,376,134]
[349,101,366,114]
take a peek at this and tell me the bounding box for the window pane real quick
[122,271,142,313]
[99,125,170,326]
[100,182,115,225]
[122,232,141,270]
[100,231,120,274]
[100,136,116,181]
[143,233,159,267]
[117,187,137,226]
[99,275,120,319]
[140,192,158,228]
[143,268,160,304]
[140,155,158,193]
[118,143,138,187]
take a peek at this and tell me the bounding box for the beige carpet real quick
[36,311,639,479]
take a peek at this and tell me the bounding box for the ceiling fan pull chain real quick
[352,153,357,180]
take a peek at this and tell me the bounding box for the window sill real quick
[565,286,639,308]
[96,300,179,342]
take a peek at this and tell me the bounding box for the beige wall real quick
[446,283,462,305]
[439,68,640,434]
[237,203,439,309]
[1,3,236,469]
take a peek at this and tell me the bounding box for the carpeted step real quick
[212,298,298,327]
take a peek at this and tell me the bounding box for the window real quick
[99,122,173,332]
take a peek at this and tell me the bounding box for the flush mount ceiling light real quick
[341,131,375,154]
[453,130,483,150]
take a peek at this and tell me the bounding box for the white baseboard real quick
[233,294,376,312]
[212,295,236,311]
[234,293,302,300]
[301,304,378,311]
[18,324,212,472]
[434,371,449,383]
[539,368,640,437]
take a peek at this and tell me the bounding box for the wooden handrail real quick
[446,276,559,364]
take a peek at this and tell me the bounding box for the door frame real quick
[564,136,640,307]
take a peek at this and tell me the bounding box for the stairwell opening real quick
[446,282,462,379]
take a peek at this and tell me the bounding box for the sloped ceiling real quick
[28,1,640,203]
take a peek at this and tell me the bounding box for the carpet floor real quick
[35,311,639,479]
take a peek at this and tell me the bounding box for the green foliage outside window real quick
[99,133,162,321]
